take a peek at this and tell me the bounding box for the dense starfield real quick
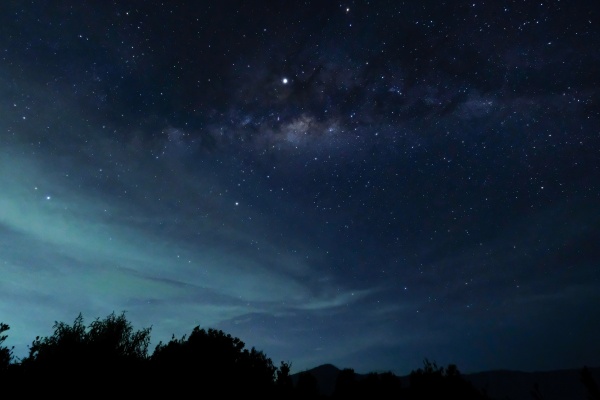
[0,1,598,375]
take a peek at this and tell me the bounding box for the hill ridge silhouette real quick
[292,363,600,399]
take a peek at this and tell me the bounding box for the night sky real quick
[1,1,599,376]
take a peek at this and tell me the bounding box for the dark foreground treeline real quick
[0,312,597,399]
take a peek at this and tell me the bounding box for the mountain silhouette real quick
[291,364,356,397]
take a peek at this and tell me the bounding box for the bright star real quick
[282,78,288,84]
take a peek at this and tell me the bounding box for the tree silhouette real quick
[332,368,357,398]
[275,360,295,397]
[295,370,320,399]
[0,323,12,371]
[19,311,151,394]
[0,322,15,386]
[150,326,277,396]
[356,371,403,399]
[380,371,404,398]
[407,358,488,399]
[86,311,151,361]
